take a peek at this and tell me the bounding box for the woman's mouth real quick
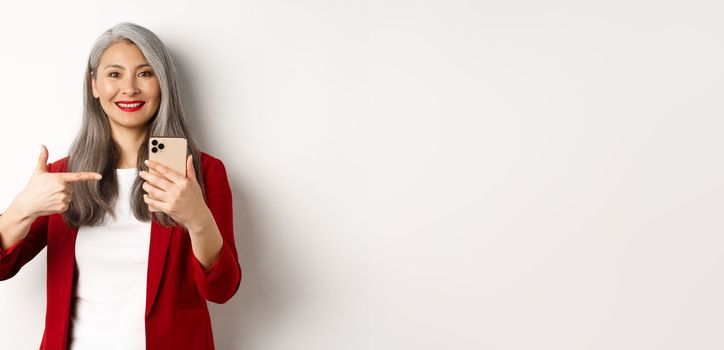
[115,101,145,112]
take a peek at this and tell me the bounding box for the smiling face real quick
[91,41,161,134]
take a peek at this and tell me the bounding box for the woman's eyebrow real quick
[103,63,151,70]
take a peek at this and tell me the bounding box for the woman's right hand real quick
[10,145,103,221]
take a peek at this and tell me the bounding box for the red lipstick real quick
[115,100,145,112]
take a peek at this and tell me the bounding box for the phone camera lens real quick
[151,140,158,146]
[158,144,165,150]
[151,147,158,153]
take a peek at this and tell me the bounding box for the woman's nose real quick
[121,77,140,95]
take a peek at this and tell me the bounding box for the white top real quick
[69,168,152,350]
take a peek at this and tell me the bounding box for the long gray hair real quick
[64,22,206,228]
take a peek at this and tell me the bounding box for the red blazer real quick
[0,152,242,350]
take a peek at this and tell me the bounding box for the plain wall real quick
[1,0,724,349]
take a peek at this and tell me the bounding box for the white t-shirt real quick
[69,167,152,350]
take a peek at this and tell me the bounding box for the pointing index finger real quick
[58,172,103,182]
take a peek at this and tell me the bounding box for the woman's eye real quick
[109,72,119,78]
[140,71,153,77]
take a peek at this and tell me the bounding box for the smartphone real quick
[148,136,188,212]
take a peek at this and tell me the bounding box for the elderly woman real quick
[0,22,242,350]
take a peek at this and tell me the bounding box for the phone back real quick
[148,137,187,213]
[148,137,187,177]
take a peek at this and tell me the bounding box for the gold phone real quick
[148,136,188,212]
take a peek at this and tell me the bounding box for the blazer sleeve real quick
[190,157,242,304]
[0,162,54,281]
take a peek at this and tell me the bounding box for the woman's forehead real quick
[99,42,148,68]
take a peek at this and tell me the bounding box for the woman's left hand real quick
[140,154,209,230]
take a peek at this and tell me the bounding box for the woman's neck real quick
[111,126,146,169]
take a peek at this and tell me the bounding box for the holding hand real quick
[11,145,103,220]
[140,154,210,230]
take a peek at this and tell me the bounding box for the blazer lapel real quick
[145,219,172,318]
[59,219,172,322]
[50,222,78,350]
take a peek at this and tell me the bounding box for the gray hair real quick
[65,22,206,228]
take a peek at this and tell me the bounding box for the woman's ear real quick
[91,73,98,98]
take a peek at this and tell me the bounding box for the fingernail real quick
[144,160,150,166]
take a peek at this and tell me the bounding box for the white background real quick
[1,0,723,349]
